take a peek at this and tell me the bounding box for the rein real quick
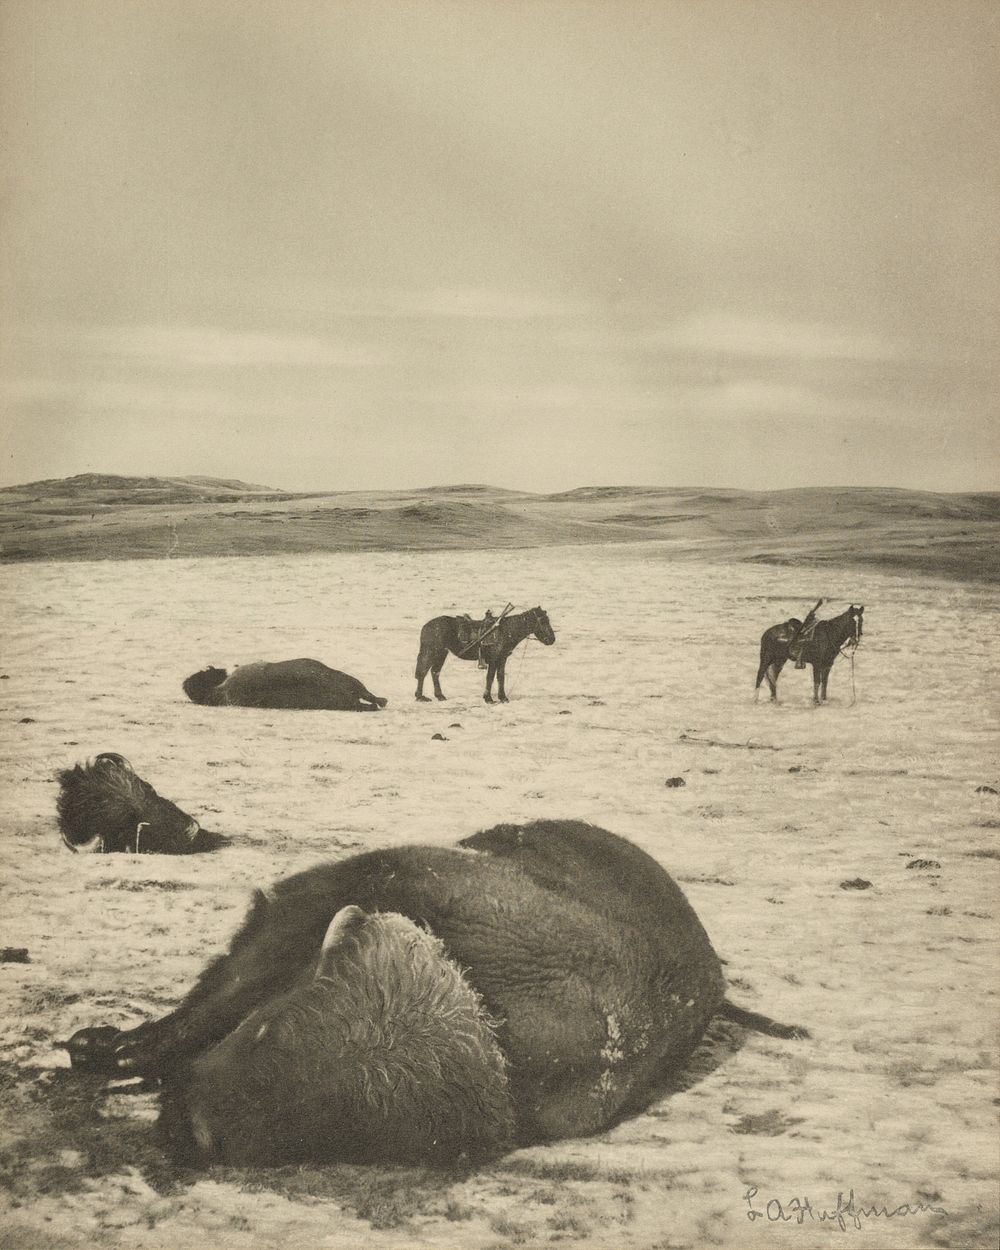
[502,608,555,698]
[503,625,534,697]
[839,628,860,707]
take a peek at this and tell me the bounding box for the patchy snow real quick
[1,544,997,1248]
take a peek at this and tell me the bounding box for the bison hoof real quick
[62,1026,124,1074]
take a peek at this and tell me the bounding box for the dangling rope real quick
[839,639,859,707]
[492,603,550,700]
[504,625,533,698]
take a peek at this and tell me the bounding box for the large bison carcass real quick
[65,820,806,1164]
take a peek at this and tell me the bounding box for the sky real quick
[2,0,997,493]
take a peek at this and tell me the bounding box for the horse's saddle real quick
[456,614,503,664]
[775,619,801,645]
[788,619,818,667]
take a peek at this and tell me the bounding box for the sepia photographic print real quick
[1,3,997,1248]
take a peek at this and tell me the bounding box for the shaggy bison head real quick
[181,667,228,705]
[56,754,227,854]
[158,906,515,1167]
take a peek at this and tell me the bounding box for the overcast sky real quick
[2,0,997,493]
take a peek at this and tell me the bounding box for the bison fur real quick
[65,820,806,1164]
[56,754,227,855]
[183,659,387,711]
[159,907,515,1166]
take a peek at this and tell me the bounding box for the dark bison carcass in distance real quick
[56,753,227,854]
[65,821,806,1166]
[183,659,388,711]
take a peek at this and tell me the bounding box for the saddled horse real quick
[755,604,864,705]
[415,607,556,703]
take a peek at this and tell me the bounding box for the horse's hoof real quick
[435,694,447,702]
[415,695,431,703]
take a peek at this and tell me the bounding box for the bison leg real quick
[112,886,333,1075]
[354,681,387,710]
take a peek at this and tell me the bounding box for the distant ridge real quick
[0,475,997,582]
[0,472,287,497]
[417,483,524,496]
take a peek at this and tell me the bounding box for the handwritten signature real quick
[744,1186,947,1232]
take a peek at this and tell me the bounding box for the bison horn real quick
[63,830,104,853]
[135,821,151,853]
[316,905,368,978]
[94,752,133,772]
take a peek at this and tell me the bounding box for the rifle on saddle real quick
[457,603,514,664]
[791,599,823,667]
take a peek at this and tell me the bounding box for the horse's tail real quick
[718,998,810,1039]
[415,620,439,678]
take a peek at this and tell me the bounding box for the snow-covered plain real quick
[1,543,997,1249]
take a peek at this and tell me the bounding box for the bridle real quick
[530,607,554,642]
[839,610,863,706]
[839,609,862,656]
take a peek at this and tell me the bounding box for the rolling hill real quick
[0,475,997,582]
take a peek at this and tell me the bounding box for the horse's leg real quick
[484,661,497,704]
[754,654,768,701]
[820,665,831,702]
[416,635,450,701]
[414,647,433,702]
[766,657,785,702]
[811,663,822,705]
[496,656,509,703]
[430,652,448,701]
